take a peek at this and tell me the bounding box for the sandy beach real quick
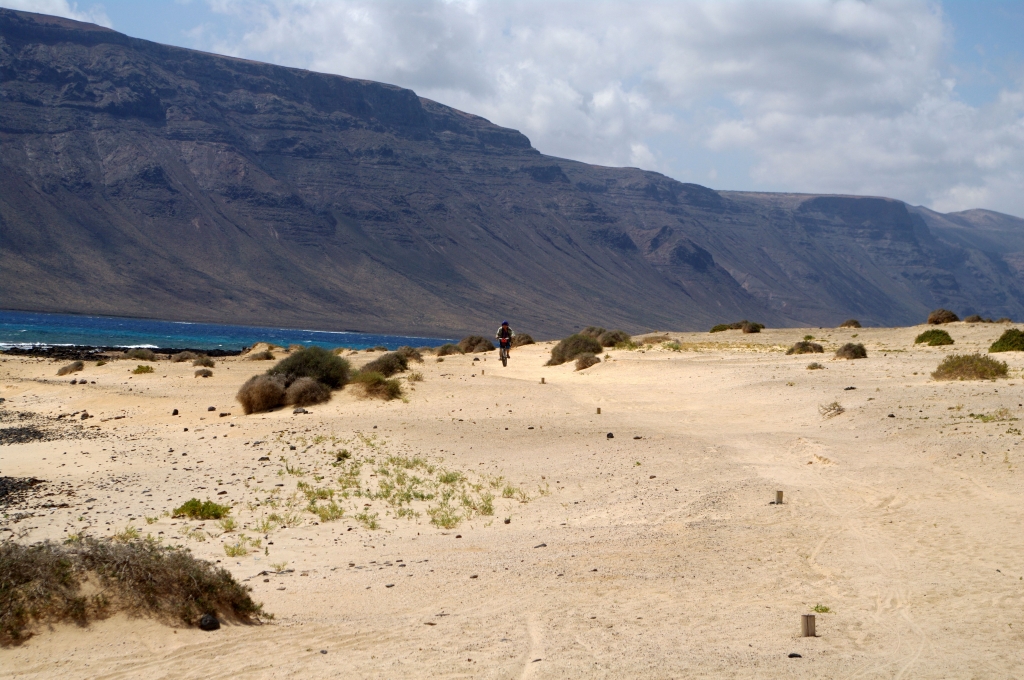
[2,324,1023,678]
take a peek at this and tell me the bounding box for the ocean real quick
[0,310,455,351]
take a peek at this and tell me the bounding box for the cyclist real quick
[495,321,515,364]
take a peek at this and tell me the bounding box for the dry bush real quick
[806,362,825,370]
[132,365,154,374]
[928,309,959,324]
[267,346,350,389]
[710,320,764,333]
[598,330,630,347]
[124,348,156,361]
[786,341,823,355]
[192,356,215,368]
[236,374,287,414]
[436,343,463,357]
[915,329,953,346]
[351,371,403,400]
[964,314,985,323]
[642,334,672,344]
[932,353,1008,380]
[170,352,200,363]
[458,336,495,353]
[395,346,423,363]
[819,401,845,418]
[284,377,331,406]
[835,343,867,360]
[56,361,84,376]
[511,334,535,347]
[989,329,1024,353]
[548,334,603,366]
[997,317,1013,323]
[581,326,607,338]
[368,345,388,352]
[247,351,275,361]
[362,352,409,377]
[194,369,213,378]
[0,538,266,644]
[839,319,862,328]
[575,353,601,371]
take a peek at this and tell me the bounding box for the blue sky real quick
[4,1,1023,217]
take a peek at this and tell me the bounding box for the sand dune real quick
[2,324,1023,678]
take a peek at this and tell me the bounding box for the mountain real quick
[2,9,1022,337]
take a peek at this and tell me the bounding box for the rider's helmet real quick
[502,321,509,326]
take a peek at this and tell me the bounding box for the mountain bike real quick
[499,338,511,367]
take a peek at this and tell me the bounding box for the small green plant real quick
[438,470,463,485]
[407,371,424,382]
[173,498,230,520]
[355,511,380,530]
[968,408,1017,423]
[428,504,460,529]
[501,485,517,499]
[312,501,345,523]
[270,561,288,572]
[113,525,140,542]
[224,536,251,557]
[96,360,107,366]
[218,517,237,533]
[254,515,276,533]
[132,365,154,374]
[812,604,831,614]
[144,516,158,525]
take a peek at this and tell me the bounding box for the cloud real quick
[0,0,111,26]
[190,0,1024,216]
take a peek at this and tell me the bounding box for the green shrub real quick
[710,320,764,333]
[928,309,959,324]
[351,372,403,400]
[511,334,535,347]
[56,361,84,376]
[575,353,601,370]
[247,350,275,361]
[193,356,215,368]
[835,343,867,360]
[0,538,265,643]
[284,376,331,406]
[457,336,495,353]
[124,348,156,361]
[839,319,861,328]
[915,329,953,346]
[173,498,231,520]
[964,314,985,323]
[741,322,762,334]
[267,346,350,389]
[598,330,630,347]
[548,334,603,366]
[132,365,154,374]
[171,352,200,363]
[989,329,1024,353]
[236,374,286,414]
[581,326,607,338]
[194,368,213,378]
[361,352,408,377]
[806,362,825,370]
[395,346,423,363]
[786,341,823,355]
[932,353,1008,380]
[436,343,463,357]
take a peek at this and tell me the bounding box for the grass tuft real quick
[806,362,825,370]
[132,365,154,374]
[173,498,231,520]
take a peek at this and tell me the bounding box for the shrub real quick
[170,352,200,363]
[964,314,984,323]
[194,369,213,378]
[132,365,154,374]
[193,356,215,368]
[511,333,535,347]
[457,336,495,353]
[915,329,953,346]
[839,319,862,328]
[0,538,265,643]
[710,320,764,333]
[928,309,959,324]
[124,348,156,361]
[997,317,1013,323]
[548,334,603,366]
[575,353,601,371]
[407,371,424,382]
[267,346,350,389]
[807,362,825,370]
[989,329,1024,353]
[247,350,275,361]
[786,341,823,355]
[173,498,231,520]
[284,377,331,407]
[361,352,408,377]
[598,330,630,347]
[351,372,403,400]
[642,334,672,344]
[56,361,84,376]
[932,353,1008,380]
[835,343,867,360]
[436,343,463,357]
[395,346,423,363]
[236,374,286,414]
[581,326,607,338]
[369,345,388,352]
[287,344,305,352]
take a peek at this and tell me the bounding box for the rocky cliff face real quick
[2,9,1022,336]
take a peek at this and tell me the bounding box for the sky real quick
[3,0,1023,218]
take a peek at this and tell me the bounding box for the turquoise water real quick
[0,310,455,351]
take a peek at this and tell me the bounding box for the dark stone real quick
[293,408,308,414]
[70,379,77,385]
[788,653,802,658]
[534,543,547,548]
[207,406,215,411]
[258,456,270,461]
[607,433,614,439]
[844,386,856,390]
[80,412,89,420]
[888,414,895,418]
[172,409,178,415]
[385,584,395,588]
[199,613,220,631]
[503,518,511,524]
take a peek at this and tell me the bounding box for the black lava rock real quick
[199,613,220,631]
[607,432,614,439]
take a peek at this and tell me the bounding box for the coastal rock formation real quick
[1,9,1022,336]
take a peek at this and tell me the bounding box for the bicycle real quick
[499,338,511,367]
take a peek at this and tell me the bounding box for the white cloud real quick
[0,0,111,27]
[190,0,1024,216]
